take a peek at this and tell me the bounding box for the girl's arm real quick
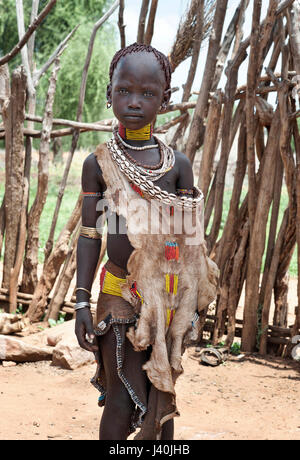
[75,153,105,352]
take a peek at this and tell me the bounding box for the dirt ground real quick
[0,258,299,441]
[0,347,299,441]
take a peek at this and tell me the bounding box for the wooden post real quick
[242,107,281,352]
[25,194,82,322]
[137,0,151,43]
[46,222,80,321]
[9,177,29,313]
[185,0,228,163]
[2,66,27,290]
[0,64,10,262]
[21,58,60,293]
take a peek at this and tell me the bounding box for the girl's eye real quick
[119,88,128,94]
[144,91,153,97]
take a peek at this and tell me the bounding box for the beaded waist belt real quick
[99,265,176,328]
[100,265,127,297]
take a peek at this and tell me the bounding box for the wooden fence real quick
[0,0,299,357]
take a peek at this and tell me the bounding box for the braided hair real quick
[109,42,172,91]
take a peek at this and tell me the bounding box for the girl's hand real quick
[75,308,98,353]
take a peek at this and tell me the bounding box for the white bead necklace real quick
[116,132,158,151]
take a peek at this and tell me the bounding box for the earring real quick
[160,102,167,111]
[107,101,112,109]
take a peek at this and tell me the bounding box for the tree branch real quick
[118,0,126,48]
[28,0,40,69]
[144,0,159,45]
[137,0,150,43]
[0,0,57,67]
[15,0,35,97]
[33,24,80,87]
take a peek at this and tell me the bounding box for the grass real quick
[0,148,298,276]
[0,148,87,264]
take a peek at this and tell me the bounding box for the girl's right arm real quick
[75,153,106,352]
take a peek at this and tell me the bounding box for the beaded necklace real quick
[106,136,204,209]
[113,128,165,171]
[109,133,175,182]
[116,132,158,151]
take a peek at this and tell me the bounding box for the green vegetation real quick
[0,153,297,276]
[230,342,241,355]
[0,0,116,148]
[48,312,66,328]
[0,148,86,264]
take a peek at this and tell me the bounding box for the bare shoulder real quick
[81,152,105,192]
[174,150,194,188]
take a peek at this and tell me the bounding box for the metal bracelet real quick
[75,287,92,297]
[74,301,91,311]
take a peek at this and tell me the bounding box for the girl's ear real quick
[160,88,171,111]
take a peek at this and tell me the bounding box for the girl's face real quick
[107,52,170,130]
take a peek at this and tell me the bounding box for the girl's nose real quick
[128,94,141,109]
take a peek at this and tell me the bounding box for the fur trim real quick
[94,143,219,396]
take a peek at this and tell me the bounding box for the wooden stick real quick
[9,177,29,313]
[0,0,57,66]
[25,114,114,127]
[185,0,228,163]
[46,221,80,321]
[137,0,150,43]
[211,0,249,93]
[22,57,60,293]
[242,107,281,352]
[170,0,204,148]
[245,0,261,233]
[27,0,40,68]
[198,89,223,198]
[144,0,159,45]
[155,113,188,133]
[2,67,27,290]
[33,24,80,87]
[162,101,196,113]
[259,210,289,354]
[118,0,126,48]
[43,1,119,262]
[25,194,83,322]
[16,0,35,97]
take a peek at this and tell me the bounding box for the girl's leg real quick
[98,326,148,440]
[161,419,174,440]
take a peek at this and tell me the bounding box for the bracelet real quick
[80,225,102,240]
[75,287,91,296]
[74,301,91,311]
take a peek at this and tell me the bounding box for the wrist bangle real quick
[74,302,91,311]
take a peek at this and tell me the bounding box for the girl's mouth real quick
[124,114,143,119]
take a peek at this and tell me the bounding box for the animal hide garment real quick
[94,142,219,434]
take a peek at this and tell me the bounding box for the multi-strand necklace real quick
[113,126,175,182]
[106,123,203,209]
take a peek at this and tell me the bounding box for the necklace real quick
[118,122,153,141]
[106,137,204,209]
[114,128,164,170]
[116,132,158,151]
[109,134,175,182]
